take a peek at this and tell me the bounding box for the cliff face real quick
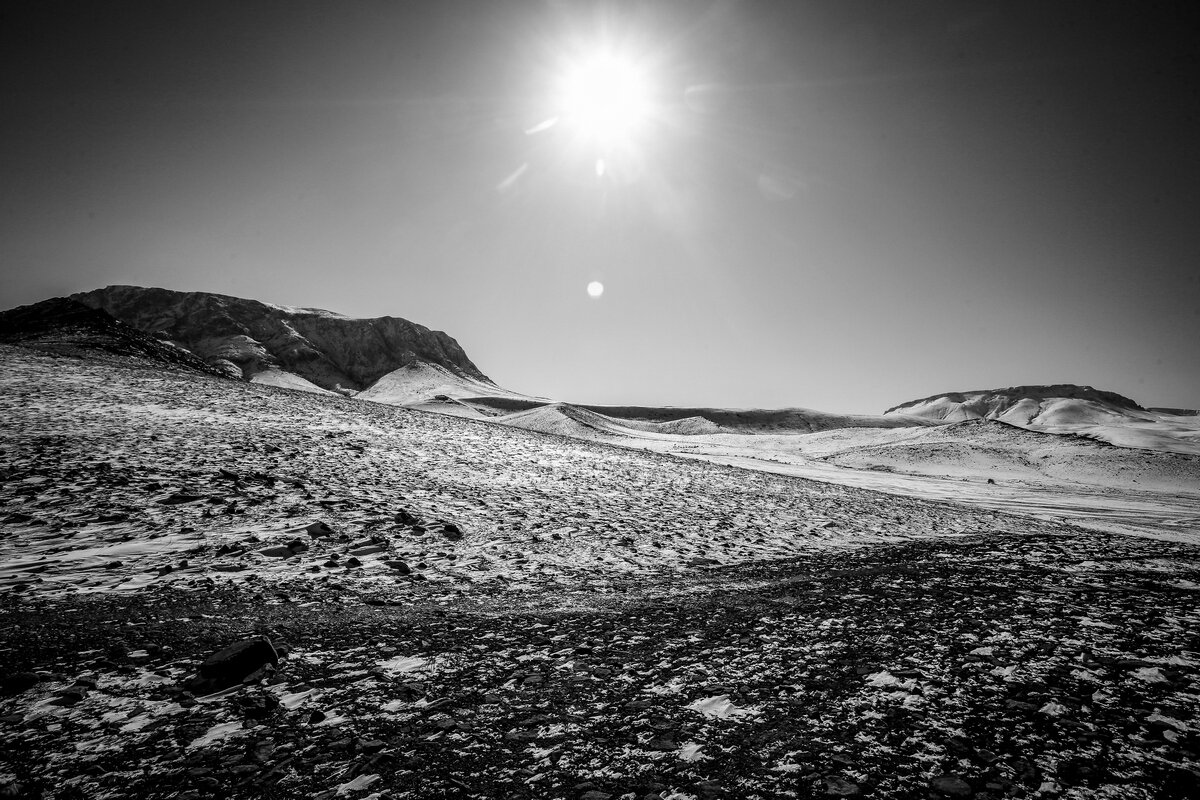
[72,286,493,392]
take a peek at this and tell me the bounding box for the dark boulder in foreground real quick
[0,671,41,696]
[187,637,279,694]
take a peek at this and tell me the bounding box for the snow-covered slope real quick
[886,385,1200,455]
[357,361,536,407]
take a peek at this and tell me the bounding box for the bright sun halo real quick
[558,53,651,145]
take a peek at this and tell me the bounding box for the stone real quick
[823,776,861,796]
[159,492,206,505]
[395,509,422,526]
[645,735,677,751]
[305,521,334,537]
[384,560,411,574]
[194,637,279,692]
[0,671,40,696]
[930,774,973,797]
[51,688,87,707]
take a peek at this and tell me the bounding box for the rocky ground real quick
[1,345,1198,799]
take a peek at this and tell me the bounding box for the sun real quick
[556,52,652,147]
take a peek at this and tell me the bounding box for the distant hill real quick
[493,401,940,442]
[72,285,494,397]
[885,385,1200,455]
[885,384,1144,425]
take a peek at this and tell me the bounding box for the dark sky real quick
[3,1,1198,412]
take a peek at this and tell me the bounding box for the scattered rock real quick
[930,774,973,796]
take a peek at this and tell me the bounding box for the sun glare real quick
[587,281,605,298]
[557,53,652,146]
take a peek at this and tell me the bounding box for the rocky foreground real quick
[1,345,1198,799]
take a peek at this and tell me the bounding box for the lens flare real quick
[587,281,605,298]
[559,54,651,146]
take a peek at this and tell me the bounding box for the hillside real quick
[0,297,229,378]
[1,344,1198,799]
[73,285,492,395]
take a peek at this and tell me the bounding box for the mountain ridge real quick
[0,296,229,378]
[72,285,492,394]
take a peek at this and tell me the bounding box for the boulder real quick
[0,671,40,696]
[305,521,333,537]
[190,637,279,693]
[930,774,973,797]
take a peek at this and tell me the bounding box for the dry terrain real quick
[1,345,1198,799]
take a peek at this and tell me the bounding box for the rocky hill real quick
[72,285,493,394]
[885,384,1146,424]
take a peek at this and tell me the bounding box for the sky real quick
[3,0,1198,413]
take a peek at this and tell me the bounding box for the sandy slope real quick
[249,367,337,395]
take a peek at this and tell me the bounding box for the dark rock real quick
[0,671,40,696]
[438,522,464,541]
[823,776,861,796]
[159,492,206,505]
[192,637,279,692]
[930,774,973,796]
[305,521,334,537]
[395,509,422,526]
[235,692,281,720]
[51,688,88,707]
[384,560,411,574]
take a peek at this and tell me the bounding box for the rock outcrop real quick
[72,285,493,393]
